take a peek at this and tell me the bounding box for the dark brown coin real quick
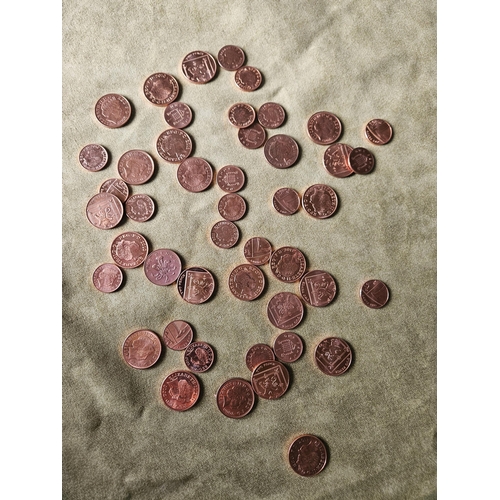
[92,263,123,293]
[251,360,290,399]
[288,435,328,477]
[156,128,193,163]
[86,192,123,230]
[216,165,245,193]
[79,144,108,172]
[238,122,266,149]
[360,279,390,308]
[161,371,200,411]
[323,143,354,178]
[264,134,299,169]
[245,344,275,371]
[228,103,256,128]
[163,320,193,350]
[211,221,239,249]
[177,267,215,304]
[177,157,213,192]
[218,193,246,221]
[273,332,303,363]
[365,119,393,145]
[228,264,265,301]
[258,102,285,129]
[95,93,131,128]
[270,246,307,283]
[125,194,155,222]
[300,270,337,307]
[267,292,304,330]
[143,73,179,106]
[181,51,217,84]
[243,237,272,266]
[307,111,342,145]
[314,337,352,376]
[122,329,161,369]
[217,45,246,71]
[110,231,148,269]
[348,147,375,175]
[117,150,155,185]
[164,102,193,129]
[99,178,129,203]
[273,188,300,215]
[234,66,262,91]
[216,378,255,419]
[144,249,182,286]
[184,341,214,372]
[302,184,338,219]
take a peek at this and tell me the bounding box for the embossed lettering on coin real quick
[264,134,299,169]
[92,263,123,293]
[273,332,303,363]
[217,378,255,419]
[177,157,213,192]
[289,435,328,477]
[164,102,193,129]
[110,232,148,269]
[228,103,256,128]
[79,144,108,172]
[267,292,304,330]
[273,188,300,215]
[122,329,161,369]
[270,246,307,283]
[238,122,266,149]
[143,73,179,105]
[86,192,123,230]
[323,143,354,178]
[302,184,338,219]
[360,279,390,308]
[161,371,200,411]
[211,220,239,249]
[251,360,290,400]
[258,102,285,129]
[307,111,342,145]
[243,237,272,266]
[228,264,265,301]
[300,270,337,307]
[117,150,155,185]
[218,193,246,221]
[100,178,129,203]
[184,341,214,372]
[156,128,193,163]
[181,51,217,84]
[245,344,275,372]
[217,45,245,71]
[315,337,352,376]
[234,66,262,91]
[216,165,245,193]
[348,147,375,175]
[163,320,193,350]
[365,119,393,145]
[125,194,155,222]
[144,249,182,286]
[95,93,131,128]
[177,267,215,304]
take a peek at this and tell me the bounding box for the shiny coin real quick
[99,178,129,203]
[267,292,304,330]
[161,371,200,411]
[228,264,265,301]
[86,192,123,230]
[181,50,217,84]
[258,102,285,129]
[289,435,328,477]
[164,102,193,129]
[228,103,256,128]
[251,360,290,400]
[323,143,354,178]
[365,119,393,145]
[218,193,246,221]
[163,320,193,350]
[122,329,161,369]
[314,337,352,376]
[110,231,148,269]
[243,237,272,266]
[125,194,155,222]
[307,111,342,145]
[177,157,213,192]
[216,165,245,193]
[117,150,155,185]
[79,144,108,172]
[238,122,266,149]
[211,220,239,249]
[302,184,338,219]
[177,267,215,304]
[273,332,303,363]
[264,134,299,169]
[92,263,123,293]
[360,279,390,308]
[234,66,262,91]
[184,341,215,373]
[300,270,337,307]
[143,73,179,105]
[245,344,275,371]
[95,93,131,128]
[216,378,255,419]
[156,128,193,163]
[217,45,245,71]
[270,246,307,283]
[348,147,375,174]
[144,249,182,286]
[273,188,300,215]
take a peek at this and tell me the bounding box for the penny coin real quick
[302,184,338,219]
[365,119,393,145]
[92,263,123,293]
[211,220,239,249]
[100,178,129,203]
[273,332,303,363]
[110,232,148,269]
[251,360,290,400]
[122,329,161,369]
[216,378,255,419]
[181,50,217,84]
[163,320,193,350]
[95,93,131,128]
[184,341,214,373]
[270,246,307,283]
[144,249,182,286]
[218,193,246,221]
[143,73,179,106]
[228,103,256,128]
[267,292,304,330]
[156,128,193,163]
[258,102,285,129]
[161,371,200,411]
[125,194,155,222]
[273,188,300,215]
[238,122,266,149]
[86,192,123,230]
[289,435,328,477]
[228,264,265,301]
[79,144,108,172]
[243,237,272,266]
[360,279,390,308]
[117,150,155,185]
[348,147,375,175]
[307,111,342,145]
[234,66,262,91]
[300,270,337,307]
[245,344,275,372]
[177,157,213,192]
[264,134,299,169]
[164,102,193,129]
[217,45,245,71]
[177,267,215,304]
[323,143,354,178]
[216,165,245,193]
[314,337,352,376]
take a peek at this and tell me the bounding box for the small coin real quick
[95,93,131,128]
[251,360,290,400]
[177,157,213,192]
[228,103,256,128]
[164,102,193,129]
[273,188,300,215]
[228,264,265,301]
[243,237,272,266]
[100,178,129,203]
[211,220,239,249]
[238,122,266,149]
[92,263,123,293]
[143,73,179,105]
[217,45,246,71]
[234,66,262,91]
[163,320,193,350]
[216,165,245,193]
[122,329,162,369]
[360,279,390,308]
[314,337,352,376]
[264,134,299,169]
[302,184,338,219]
[86,192,123,230]
[258,102,285,129]
[348,147,375,175]
[273,332,303,363]
[216,378,255,419]
[307,111,342,145]
[267,292,304,330]
[177,267,215,304]
[125,194,155,222]
[110,232,149,269]
[323,143,354,178]
[218,193,246,221]
[79,144,108,172]
[181,50,217,84]
[365,119,393,145]
[184,341,215,373]
[270,246,307,283]
[300,270,337,307]
[117,150,155,185]
[245,344,275,371]
[144,249,182,286]
[288,435,328,477]
[161,371,200,411]
[156,128,193,163]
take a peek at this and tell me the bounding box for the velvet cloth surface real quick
[62,1,436,498]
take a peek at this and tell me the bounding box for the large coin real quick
[143,72,179,105]
[110,232,149,268]
[251,360,290,400]
[314,337,352,376]
[307,111,341,144]
[177,157,213,192]
[163,320,193,351]
[117,150,155,185]
[161,371,200,411]
[228,264,265,301]
[264,134,299,168]
[270,246,306,283]
[122,329,161,369]
[95,93,131,128]
[302,184,338,219]
[299,270,337,307]
[86,192,123,230]
[156,128,193,163]
[267,292,304,330]
[144,249,182,286]
[177,267,215,304]
[181,51,217,84]
[288,435,328,476]
[216,378,255,419]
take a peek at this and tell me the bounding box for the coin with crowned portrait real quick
[302,184,338,219]
[125,194,155,222]
[177,157,213,192]
[110,232,149,269]
[122,329,162,369]
[218,193,246,221]
[184,341,214,373]
[156,128,193,163]
[234,66,262,91]
[270,246,307,283]
[216,378,255,419]
[92,263,123,293]
[143,73,179,105]
[264,134,299,168]
[288,435,328,477]
[258,102,285,129]
[217,45,245,71]
[228,103,255,128]
[95,93,131,128]
[211,220,239,249]
[117,150,155,185]
[245,344,275,371]
[161,371,200,411]
[307,111,342,145]
[228,264,265,301]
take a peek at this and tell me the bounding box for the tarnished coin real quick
[217,45,245,71]
[177,157,213,192]
[86,192,123,230]
[243,237,272,266]
[251,360,290,400]
[270,246,307,283]
[348,147,375,175]
[163,320,193,350]
[228,103,256,128]
[315,337,352,376]
[228,264,265,301]
[181,51,217,84]
[125,194,155,222]
[92,263,123,293]
[216,165,245,193]
[164,102,193,129]
[184,341,214,373]
[100,178,129,203]
[323,143,354,178]
[302,184,338,219]
[211,220,239,249]
[218,193,246,221]
[258,102,285,129]
[117,150,155,185]
[122,329,161,369]
[264,134,299,169]
[144,249,182,286]
[156,128,193,163]
[79,144,108,172]
[110,231,148,269]
[95,93,131,128]
[217,378,255,419]
[177,267,215,304]
[360,279,390,308]
[289,435,328,477]
[300,270,337,307]
[161,371,200,411]
[238,122,266,149]
[273,188,300,215]
[307,111,342,145]
[365,119,393,145]
[143,73,179,105]
[267,292,304,330]
[234,66,262,91]
[273,332,303,363]
[245,344,275,372]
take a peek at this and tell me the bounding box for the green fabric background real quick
[62,1,436,498]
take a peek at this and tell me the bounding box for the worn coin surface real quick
[245,344,276,371]
[243,237,272,266]
[181,50,217,84]
[117,150,155,185]
[218,193,246,221]
[92,263,123,293]
[164,102,193,129]
[289,435,328,477]
[302,184,338,219]
[228,103,255,128]
[79,144,108,172]
[216,378,255,419]
[95,93,131,128]
[122,329,162,369]
[216,165,245,193]
[144,249,182,286]
[86,192,123,230]
[143,73,179,105]
[177,267,215,304]
[156,128,193,163]
[211,220,239,249]
[323,143,354,178]
[273,188,301,215]
[238,122,266,149]
[264,134,299,168]
[348,147,375,175]
[270,246,307,283]
[307,111,342,145]
[161,371,200,411]
[365,119,393,145]
[258,102,285,129]
[110,232,148,268]
[234,66,262,91]
[228,264,265,301]
[125,194,155,222]
[217,45,245,71]
[177,157,213,192]
[273,332,303,363]
[315,337,352,376]
[163,320,193,350]
[251,360,290,400]
[360,279,390,308]
[184,341,214,372]
[100,178,129,203]
[300,270,337,307]
[267,292,304,330]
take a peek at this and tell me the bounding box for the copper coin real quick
[258,102,285,129]
[238,122,266,149]
[217,45,245,71]
[95,93,131,128]
[300,270,337,307]
[302,184,338,219]
[243,237,272,266]
[184,341,214,373]
[307,111,342,145]
[125,194,155,222]
[267,292,304,330]
[177,267,215,304]
[110,231,148,269]
[273,188,300,215]
[211,220,239,249]
[156,128,193,163]
[314,337,352,376]
[348,147,375,175]
[228,103,256,128]
[100,178,129,203]
[323,143,354,178]
[218,193,246,221]
[288,435,328,477]
[92,263,123,293]
[161,371,200,411]
[273,332,303,363]
[79,144,108,172]
[270,246,307,283]
[360,279,390,308]
[234,66,262,91]
[163,320,193,350]
[365,119,393,145]
[264,134,299,169]
[228,264,265,301]
[143,73,179,106]
[164,102,193,129]
[181,51,217,84]
[216,165,245,193]
[177,157,213,192]
[122,329,161,369]
[117,150,155,185]
[86,192,123,230]
[144,249,182,286]
[251,360,290,400]
[216,378,255,419]
[245,344,275,371]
